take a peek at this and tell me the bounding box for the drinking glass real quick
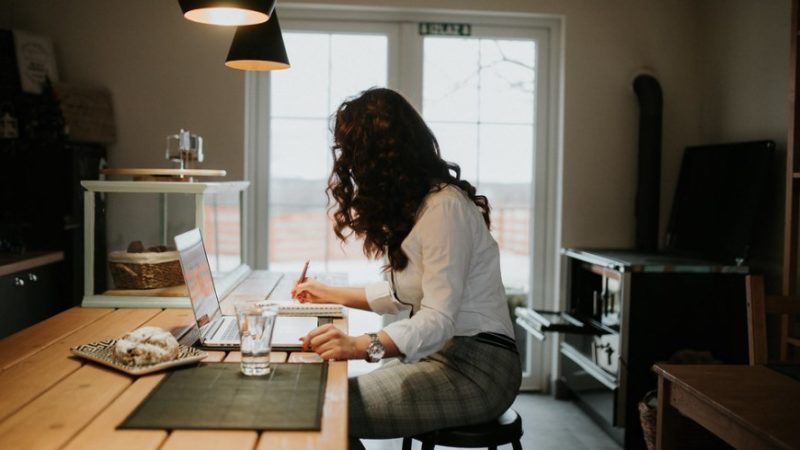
[235,303,278,376]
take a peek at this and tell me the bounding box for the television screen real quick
[665,140,774,264]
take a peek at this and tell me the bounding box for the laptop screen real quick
[175,229,222,328]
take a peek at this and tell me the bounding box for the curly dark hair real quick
[327,87,491,271]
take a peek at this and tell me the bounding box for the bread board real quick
[101,168,226,181]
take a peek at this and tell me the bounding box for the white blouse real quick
[364,184,516,363]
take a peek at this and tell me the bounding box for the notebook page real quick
[272,316,319,348]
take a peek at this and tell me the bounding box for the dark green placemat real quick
[120,362,328,430]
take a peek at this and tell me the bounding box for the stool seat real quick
[401,408,523,450]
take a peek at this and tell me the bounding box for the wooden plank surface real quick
[14,309,225,449]
[62,373,167,450]
[0,279,349,450]
[0,307,112,372]
[101,168,227,177]
[161,430,258,450]
[0,308,160,421]
[255,361,348,450]
[0,364,132,450]
[62,350,228,450]
[656,374,680,450]
[654,364,800,449]
[746,275,769,365]
[224,270,287,305]
[139,307,196,339]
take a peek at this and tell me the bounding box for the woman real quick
[294,87,521,447]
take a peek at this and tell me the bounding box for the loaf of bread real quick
[113,326,179,366]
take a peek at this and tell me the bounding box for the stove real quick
[517,248,750,449]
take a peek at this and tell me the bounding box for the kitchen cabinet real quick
[0,252,63,338]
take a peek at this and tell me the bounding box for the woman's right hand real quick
[292,278,332,303]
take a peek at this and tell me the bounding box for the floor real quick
[361,392,624,450]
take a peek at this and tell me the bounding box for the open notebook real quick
[259,271,345,317]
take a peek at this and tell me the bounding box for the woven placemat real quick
[120,362,327,430]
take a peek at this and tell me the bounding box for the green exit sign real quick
[418,22,472,37]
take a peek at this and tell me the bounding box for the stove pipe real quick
[633,74,663,252]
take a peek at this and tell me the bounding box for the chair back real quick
[745,275,800,365]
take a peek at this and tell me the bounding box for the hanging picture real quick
[13,30,59,94]
[54,83,117,144]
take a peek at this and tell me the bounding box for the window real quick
[267,29,391,285]
[247,9,562,390]
[423,36,537,294]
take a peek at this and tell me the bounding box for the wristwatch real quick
[365,333,385,363]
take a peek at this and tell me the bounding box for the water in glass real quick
[236,304,277,376]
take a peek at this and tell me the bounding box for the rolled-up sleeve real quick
[383,197,472,362]
[364,280,408,314]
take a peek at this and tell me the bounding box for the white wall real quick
[698,0,790,288]
[3,0,790,264]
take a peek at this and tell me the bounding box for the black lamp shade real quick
[225,12,290,71]
[178,0,276,26]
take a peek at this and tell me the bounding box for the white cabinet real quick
[81,180,250,308]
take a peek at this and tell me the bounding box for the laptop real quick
[174,228,317,349]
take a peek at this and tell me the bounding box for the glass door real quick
[415,25,552,390]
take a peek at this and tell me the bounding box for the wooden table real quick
[654,364,800,450]
[0,296,348,449]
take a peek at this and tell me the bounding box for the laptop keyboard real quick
[213,317,240,342]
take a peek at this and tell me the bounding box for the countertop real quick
[0,251,64,277]
[562,248,749,273]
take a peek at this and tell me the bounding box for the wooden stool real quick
[401,408,523,450]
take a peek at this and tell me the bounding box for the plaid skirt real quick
[348,333,522,439]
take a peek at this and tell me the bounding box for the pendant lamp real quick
[178,0,276,26]
[225,11,290,71]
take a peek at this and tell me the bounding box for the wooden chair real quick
[744,275,800,365]
[401,408,523,450]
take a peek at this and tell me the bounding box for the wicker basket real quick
[108,250,183,289]
[639,389,658,450]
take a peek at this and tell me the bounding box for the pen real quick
[299,260,310,284]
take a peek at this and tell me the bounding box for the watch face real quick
[367,336,385,362]
[368,345,384,360]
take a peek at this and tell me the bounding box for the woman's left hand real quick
[300,324,365,361]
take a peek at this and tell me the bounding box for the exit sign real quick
[418,22,472,37]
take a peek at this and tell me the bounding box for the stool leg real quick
[512,440,523,450]
[402,437,412,450]
[421,442,435,450]
[489,446,497,450]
